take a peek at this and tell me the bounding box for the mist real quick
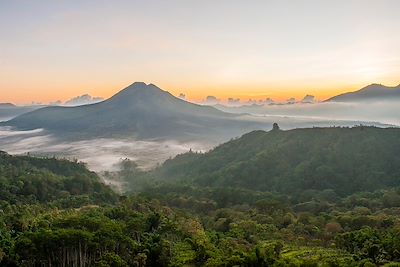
[215,101,400,127]
[0,127,209,172]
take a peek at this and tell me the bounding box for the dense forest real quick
[0,152,117,207]
[143,126,400,196]
[2,126,400,266]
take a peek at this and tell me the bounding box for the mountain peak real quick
[326,82,400,102]
[148,83,160,88]
[128,81,147,88]
[360,83,386,92]
[122,82,150,92]
[108,82,167,102]
[122,82,165,93]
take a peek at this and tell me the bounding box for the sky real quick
[0,0,399,104]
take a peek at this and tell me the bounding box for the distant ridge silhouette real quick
[0,103,16,108]
[325,83,400,102]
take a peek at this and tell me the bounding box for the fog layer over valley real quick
[214,83,400,126]
[0,126,208,171]
[215,101,400,126]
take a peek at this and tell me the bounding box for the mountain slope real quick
[0,105,43,122]
[3,82,261,140]
[147,126,400,196]
[0,103,16,108]
[326,83,400,102]
[0,151,117,206]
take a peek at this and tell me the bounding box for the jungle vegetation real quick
[1,126,400,266]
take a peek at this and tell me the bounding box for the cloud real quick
[0,127,210,173]
[0,127,44,137]
[226,97,241,106]
[49,100,62,106]
[228,97,240,103]
[286,97,296,104]
[263,98,274,104]
[204,96,220,105]
[302,95,316,103]
[64,94,104,106]
[215,101,400,126]
[178,93,186,100]
[246,99,258,104]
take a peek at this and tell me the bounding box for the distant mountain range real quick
[2,82,266,141]
[326,83,400,102]
[0,103,42,122]
[0,103,16,108]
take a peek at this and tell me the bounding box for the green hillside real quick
[3,126,400,266]
[0,151,117,207]
[149,126,400,196]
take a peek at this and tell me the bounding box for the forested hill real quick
[3,134,400,265]
[0,151,117,206]
[150,126,400,196]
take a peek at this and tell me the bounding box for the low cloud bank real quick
[64,94,104,106]
[216,101,400,126]
[0,127,209,173]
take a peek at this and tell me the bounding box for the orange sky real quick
[2,77,399,105]
[2,78,400,105]
[0,1,399,104]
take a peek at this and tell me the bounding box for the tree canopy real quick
[2,126,400,266]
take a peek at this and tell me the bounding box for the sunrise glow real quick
[1,1,399,104]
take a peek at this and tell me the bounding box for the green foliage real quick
[96,252,128,267]
[0,152,117,207]
[2,127,400,266]
[144,127,400,196]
